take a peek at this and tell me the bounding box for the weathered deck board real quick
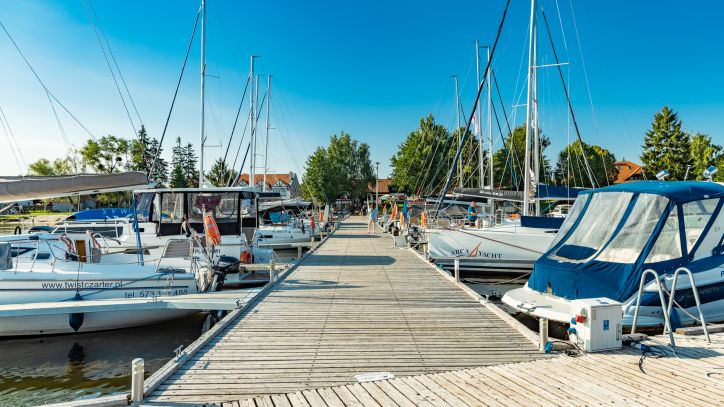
[233,332,724,407]
[146,218,545,404]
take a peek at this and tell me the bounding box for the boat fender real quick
[69,292,84,332]
[240,250,252,264]
[204,213,221,245]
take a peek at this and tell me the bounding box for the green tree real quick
[492,125,551,190]
[689,133,722,180]
[205,158,237,187]
[555,141,618,187]
[80,135,129,173]
[169,137,188,188]
[640,106,692,180]
[182,142,199,187]
[128,125,152,172]
[391,115,453,194]
[147,138,168,186]
[302,132,375,203]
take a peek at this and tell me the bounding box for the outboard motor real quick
[213,255,241,291]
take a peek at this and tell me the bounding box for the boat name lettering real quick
[450,248,502,259]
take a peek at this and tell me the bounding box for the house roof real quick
[368,178,391,194]
[238,173,296,187]
[613,161,644,184]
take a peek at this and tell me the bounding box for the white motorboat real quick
[503,181,724,328]
[0,233,214,336]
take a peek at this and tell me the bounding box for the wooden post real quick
[131,358,144,403]
[269,259,276,284]
[297,245,303,261]
[539,317,549,352]
[454,258,460,282]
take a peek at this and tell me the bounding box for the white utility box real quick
[570,298,622,352]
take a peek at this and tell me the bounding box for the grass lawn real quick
[0,211,74,221]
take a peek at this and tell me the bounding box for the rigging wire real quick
[87,0,142,125]
[0,105,25,174]
[0,19,95,142]
[221,74,251,170]
[149,6,201,178]
[539,7,596,188]
[436,0,512,215]
[81,0,137,136]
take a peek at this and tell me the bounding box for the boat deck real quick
[144,217,546,404]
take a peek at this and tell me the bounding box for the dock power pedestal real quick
[570,298,622,352]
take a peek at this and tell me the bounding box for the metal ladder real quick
[631,267,711,347]
[665,267,711,343]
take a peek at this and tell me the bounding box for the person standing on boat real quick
[467,202,478,226]
[368,203,378,233]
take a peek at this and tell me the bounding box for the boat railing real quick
[665,267,710,343]
[631,268,676,347]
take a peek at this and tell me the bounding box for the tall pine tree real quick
[641,106,692,180]
[182,142,199,187]
[169,137,187,188]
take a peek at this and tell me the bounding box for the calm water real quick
[0,313,206,407]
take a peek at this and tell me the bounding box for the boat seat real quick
[162,239,194,258]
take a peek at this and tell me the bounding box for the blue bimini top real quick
[527,181,724,302]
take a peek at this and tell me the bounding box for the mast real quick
[532,21,540,216]
[248,56,256,188]
[475,41,484,189]
[263,74,271,192]
[523,0,537,216]
[455,75,462,188]
[487,46,493,191]
[198,0,206,186]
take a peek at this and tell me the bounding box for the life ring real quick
[240,250,252,264]
[204,213,221,245]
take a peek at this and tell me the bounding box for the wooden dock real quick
[231,332,724,407]
[144,217,546,404]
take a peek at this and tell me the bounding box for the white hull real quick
[426,225,555,274]
[502,264,724,328]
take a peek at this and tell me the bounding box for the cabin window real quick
[646,209,681,263]
[134,193,154,222]
[682,198,719,253]
[548,193,589,249]
[549,192,632,263]
[188,193,238,223]
[596,194,668,263]
[160,193,185,223]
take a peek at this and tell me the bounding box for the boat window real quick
[549,191,632,263]
[134,193,154,222]
[188,193,238,223]
[646,209,681,263]
[160,193,185,223]
[547,193,589,249]
[682,198,719,253]
[596,194,668,263]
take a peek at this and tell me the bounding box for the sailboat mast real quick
[475,41,484,189]
[523,0,537,216]
[453,75,462,188]
[263,74,271,192]
[532,21,540,216]
[487,46,493,191]
[248,56,256,187]
[198,0,206,186]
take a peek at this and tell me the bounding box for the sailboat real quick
[425,0,577,276]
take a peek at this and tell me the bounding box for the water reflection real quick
[0,313,205,406]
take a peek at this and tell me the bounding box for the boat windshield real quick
[596,194,668,263]
[547,193,589,249]
[548,191,633,263]
[682,198,719,254]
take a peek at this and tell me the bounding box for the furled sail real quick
[0,172,150,203]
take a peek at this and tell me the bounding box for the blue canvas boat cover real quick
[527,181,724,302]
[66,208,133,221]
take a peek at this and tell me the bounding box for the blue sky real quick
[0,0,722,179]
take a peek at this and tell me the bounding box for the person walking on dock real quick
[368,203,378,233]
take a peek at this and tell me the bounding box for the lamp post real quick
[375,161,380,205]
